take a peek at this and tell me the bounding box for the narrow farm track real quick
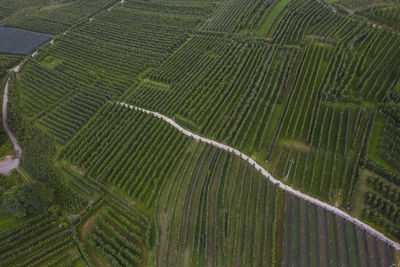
[2,79,22,159]
[117,102,400,251]
[0,78,21,174]
[0,38,54,174]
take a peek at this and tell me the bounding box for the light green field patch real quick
[174,114,198,132]
[0,213,35,232]
[322,101,373,109]
[257,0,291,38]
[365,113,399,173]
[394,80,400,92]
[40,2,74,11]
[144,79,170,90]
[280,139,310,152]
[239,12,256,34]
[367,112,384,160]
[40,55,62,69]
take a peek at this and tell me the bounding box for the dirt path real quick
[0,78,21,174]
[117,102,400,251]
[81,205,108,267]
[0,38,56,175]
[0,45,49,174]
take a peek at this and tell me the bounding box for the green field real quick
[0,0,399,265]
[257,0,291,37]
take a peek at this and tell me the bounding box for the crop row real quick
[18,0,214,144]
[0,53,22,76]
[202,0,274,33]
[63,103,191,206]
[360,6,400,30]
[63,103,398,265]
[379,107,400,170]
[132,35,296,158]
[152,141,286,266]
[1,0,115,34]
[0,213,80,266]
[7,74,87,212]
[64,103,286,265]
[266,0,343,43]
[282,195,396,266]
[86,202,150,266]
[363,172,400,239]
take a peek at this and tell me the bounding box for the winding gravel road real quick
[117,102,400,251]
[0,40,52,175]
[0,78,22,174]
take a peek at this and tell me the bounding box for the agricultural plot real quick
[0,213,83,266]
[83,201,151,266]
[123,0,400,213]
[63,103,192,206]
[0,53,21,75]
[0,0,115,34]
[379,107,400,171]
[281,194,396,266]
[257,0,290,37]
[62,104,398,265]
[2,0,400,264]
[202,0,276,33]
[363,173,400,239]
[7,75,88,213]
[15,0,213,144]
[335,0,400,11]
[359,105,400,239]
[264,0,346,42]
[132,34,296,145]
[359,5,400,30]
[0,27,51,54]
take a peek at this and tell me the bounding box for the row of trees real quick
[0,211,76,266]
[86,202,150,266]
[2,182,53,218]
[63,103,191,206]
[379,107,400,170]
[367,176,400,205]
[7,74,87,212]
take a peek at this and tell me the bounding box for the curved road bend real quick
[0,40,51,175]
[117,102,400,251]
[0,78,22,174]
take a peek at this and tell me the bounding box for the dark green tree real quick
[2,182,53,217]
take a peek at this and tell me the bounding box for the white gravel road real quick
[0,79,22,174]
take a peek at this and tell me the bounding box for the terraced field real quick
[0,213,84,266]
[0,0,400,265]
[62,104,398,265]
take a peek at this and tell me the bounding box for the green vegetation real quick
[0,0,399,265]
[61,104,397,265]
[86,201,150,266]
[203,0,276,33]
[0,212,84,266]
[0,53,22,77]
[281,194,395,266]
[0,0,116,34]
[257,0,291,37]
[2,182,53,217]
